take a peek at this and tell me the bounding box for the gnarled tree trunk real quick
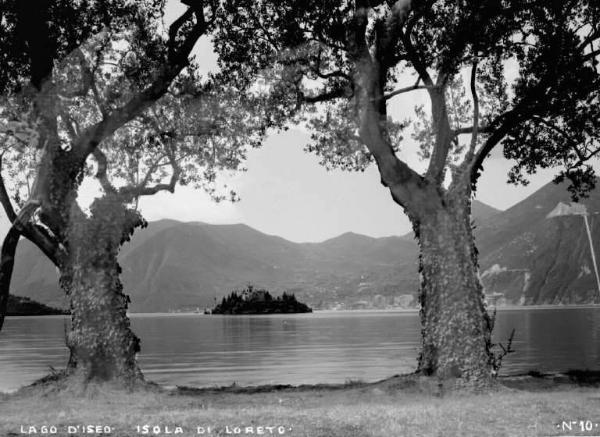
[62,195,143,385]
[414,192,493,386]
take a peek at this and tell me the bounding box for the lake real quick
[2,307,600,393]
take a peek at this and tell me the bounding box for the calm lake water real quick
[2,308,600,393]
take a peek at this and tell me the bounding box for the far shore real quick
[6,303,600,319]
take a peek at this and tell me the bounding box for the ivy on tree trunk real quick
[61,195,145,384]
[415,188,492,385]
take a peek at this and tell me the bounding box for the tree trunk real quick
[0,228,20,331]
[415,193,493,386]
[62,195,144,385]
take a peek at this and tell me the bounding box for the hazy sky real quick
[131,2,564,242]
[0,2,588,243]
[131,126,561,242]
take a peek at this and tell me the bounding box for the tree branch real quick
[0,206,65,333]
[0,155,17,223]
[377,0,412,68]
[74,3,208,162]
[312,50,353,82]
[0,156,64,266]
[93,148,116,194]
[118,152,181,199]
[468,107,527,184]
[400,29,434,87]
[383,79,426,100]
[138,155,168,189]
[579,27,600,52]
[346,3,439,215]
[0,227,20,332]
[453,125,490,136]
[466,60,480,159]
[424,86,453,185]
[450,62,483,189]
[532,116,579,145]
[583,48,600,62]
[301,87,349,103]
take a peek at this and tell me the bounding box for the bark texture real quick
[415,193,492,386]
[62,195,144,384]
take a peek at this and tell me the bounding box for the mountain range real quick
[8,180,600,311]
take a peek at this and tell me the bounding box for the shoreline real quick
[6,303,600,319]
[3,369,600,396]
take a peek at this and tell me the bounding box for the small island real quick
[211,285,312,314]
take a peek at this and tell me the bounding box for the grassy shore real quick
[1,373,599,437]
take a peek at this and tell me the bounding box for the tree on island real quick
[0,0,268,386]
[212,0,600,385]
[212,285,312,314]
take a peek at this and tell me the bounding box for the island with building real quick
[210,285,312,314]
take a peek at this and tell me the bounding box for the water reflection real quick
[1,308,600,392]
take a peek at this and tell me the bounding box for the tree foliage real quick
[213,0,600,200]
[0,0,269,348]
[212,285,312,314]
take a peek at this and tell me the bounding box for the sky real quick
[0,2,585,243]
[127,2,563,242]
[131,127,560,242]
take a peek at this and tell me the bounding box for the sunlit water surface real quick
[2,308,600,392]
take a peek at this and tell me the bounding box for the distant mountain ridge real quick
[476,182,600,305]
[9,181,600,311]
